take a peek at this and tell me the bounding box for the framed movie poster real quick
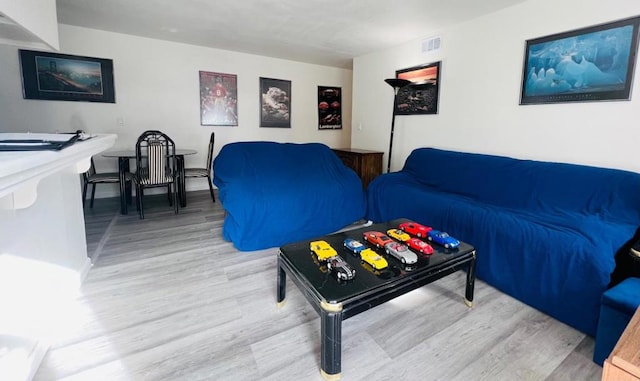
[395,61,441,115]
[318,86,342,130]
[200,71,238,126]
[520,16,640,105]
[19,49,115,103]
[260,77,291,128]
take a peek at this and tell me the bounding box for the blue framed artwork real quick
[520,16,640,105]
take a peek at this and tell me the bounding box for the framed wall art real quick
[520,16,640,105]
[200,71,238,126]
[19,49,116,103]
[260,77,291,128]
[395,61,441,115]
[317,86,342,130]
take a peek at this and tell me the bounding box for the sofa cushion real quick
[402,148,640,224]
[602,277,640,314]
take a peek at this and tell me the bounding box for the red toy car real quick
[363,231,394,248]
[406,237,434,255]
[399,221,433,238]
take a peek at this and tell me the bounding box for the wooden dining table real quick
[102,149,197,215]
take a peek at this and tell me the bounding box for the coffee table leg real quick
[320,301,343,381]
[464,251,477,307]
[277,257,286,308]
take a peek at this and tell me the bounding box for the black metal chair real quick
[82,157,133,208]
[135,130,178,219]
[184,132,216,203]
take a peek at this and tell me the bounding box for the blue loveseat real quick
[366,147,640,336]
[213,141,366,251]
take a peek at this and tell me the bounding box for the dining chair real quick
[184,132,216,202]
[82,157,134,208]
[135,130,178,219]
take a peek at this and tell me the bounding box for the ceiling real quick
[56,0,526,69]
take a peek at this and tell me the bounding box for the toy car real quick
[426,230,460,249]
[344,238,367,254]
[384,242,418,264]
[360,248,388,270]
[326,255,356,281]
[386,228,411,242]
[363,231,394,248]
[399,221,433,238]
[406,237,434,255]
[310,240,338,261]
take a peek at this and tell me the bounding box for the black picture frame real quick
[199,71,238,126]
[395,61,441,115]
[19,49,116,103]
[260,77,291,128]
[317,86,342,130]
[520,16,640,105]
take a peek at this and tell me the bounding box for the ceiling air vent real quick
[421,36,441,53]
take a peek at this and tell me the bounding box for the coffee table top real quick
[279,218,475,305]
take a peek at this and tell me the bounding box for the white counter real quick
[0,134,116,381]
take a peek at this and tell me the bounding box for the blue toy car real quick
[344,238,367,254]
[426,230,460,249]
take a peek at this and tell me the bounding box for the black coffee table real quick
[276,218,476,380]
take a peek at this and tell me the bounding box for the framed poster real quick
[395,61,441,115]
[19,49,115,103]
[520,16,640,105]
[199,71,238,126]
[260,77,291,128]
[317,86,342,130]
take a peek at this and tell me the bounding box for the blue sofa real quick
[366,147,640,336]
[213,141,366,251]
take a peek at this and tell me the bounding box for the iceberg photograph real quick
[520,17,639,104]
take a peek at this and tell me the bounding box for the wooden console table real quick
[603,307,640,381]
[332,148,383,188]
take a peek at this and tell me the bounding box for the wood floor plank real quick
[31,190,603,381]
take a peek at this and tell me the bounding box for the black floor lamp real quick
[384,78,413,173]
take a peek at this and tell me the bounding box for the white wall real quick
[353,0,640,173]
[0,25,353,197]
[0,0,59,49]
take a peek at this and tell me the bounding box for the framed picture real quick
[19,49,115,103]
[520,16,640,105]
[199,71,238,126]
[317,86,342,130]
[260,77,291,128]
[395,61,441,115]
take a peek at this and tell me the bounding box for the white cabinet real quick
[0,134,115,381]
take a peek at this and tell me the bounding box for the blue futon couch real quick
[213,141,366,251]
[366,147,640,336]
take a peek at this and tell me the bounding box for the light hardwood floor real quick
[34,191,604,381]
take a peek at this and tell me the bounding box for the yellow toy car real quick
[387,228,411,242]
[310,240,337,261]
[360,248,388,270]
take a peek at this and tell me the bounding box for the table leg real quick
[177,155,187,207]
[118,157,129,215]
[320,301,343,381]
[464,251,476,307]
[277,257,287,308]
